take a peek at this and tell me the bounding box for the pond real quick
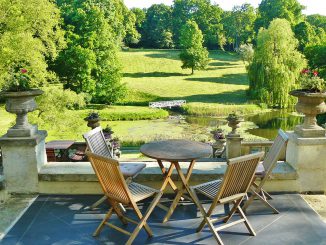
[185,110,304,140]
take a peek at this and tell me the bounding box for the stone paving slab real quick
[1,194,326,244]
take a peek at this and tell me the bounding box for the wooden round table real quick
[140,139,212,222]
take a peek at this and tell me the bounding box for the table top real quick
[46,140,75,150]
[140,139,212,161]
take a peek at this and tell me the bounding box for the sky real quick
[124,0,326,15]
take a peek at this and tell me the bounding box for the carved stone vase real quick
[290,89,326,137]
[85,118,101,129]
[227,119,243,137]
[1,89,43,137]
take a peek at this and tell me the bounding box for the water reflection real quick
[184,110,304,140]
[246,110,303,139]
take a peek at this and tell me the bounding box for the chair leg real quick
[253,190,279,214]
[191,189,224,245]
[93,207,113,237]
[242,189,256,213]
[223,199,243,223]
[237,205,256,236]
[126,192,163,245]
[90,195,107,210]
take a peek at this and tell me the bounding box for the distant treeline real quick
[126,0,326,51]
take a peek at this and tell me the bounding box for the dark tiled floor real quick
[1,194,326,245]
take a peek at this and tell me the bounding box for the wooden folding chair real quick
[86,152,162,245]
[83,127,146,209]
[190,152,264,245]
[242,129,289,214]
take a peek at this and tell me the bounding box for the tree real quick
[255,0,304,31]
[307,14,326,32]
[294,21,320,51]
[179,20,209,74]
[172,0,223,49]
[131,8,146,31]
[0,0,65,89]
[305,43,326,79]
[53,0,126,104]
[248,19,306,108]
[142,4,174,48]
[222,4,256,50]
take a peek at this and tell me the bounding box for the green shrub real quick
[77,106,169,121]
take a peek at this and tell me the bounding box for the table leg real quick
[157,159,178,192]
[163,160,196,223]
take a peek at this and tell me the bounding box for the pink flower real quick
[313,71,318,77]
[21,69,27,74]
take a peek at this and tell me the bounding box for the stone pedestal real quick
[286,132,326,193]
[0,131,47,194]
[226,135,243,159]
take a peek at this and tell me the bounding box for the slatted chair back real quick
[261,129,288,177]
[83,127,113,158]
[87,152,132,205]
[216,152,264,202]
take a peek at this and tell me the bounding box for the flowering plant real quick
[299,69,326,93]
[4,68,32,92]
[84,111,100,121]
[210,128,225,140]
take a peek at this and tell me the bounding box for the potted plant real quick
[226,113,243,136]
[210,128,226,157]
[102,125,114,140]
[290,69,326,137]
[0,68,43,137]
[84,112,101,129]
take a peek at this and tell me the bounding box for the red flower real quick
[313,71,318,77]
[21,69,27,74]
[301,69,309,74]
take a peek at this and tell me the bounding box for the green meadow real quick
[0,49,265,143]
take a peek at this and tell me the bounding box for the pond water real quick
[185,110,304,140]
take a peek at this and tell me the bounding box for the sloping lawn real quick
[119,49,262,116]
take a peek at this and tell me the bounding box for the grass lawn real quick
[0,49,265,145]
[119,49,263,116]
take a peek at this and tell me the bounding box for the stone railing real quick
[241,140,286,160]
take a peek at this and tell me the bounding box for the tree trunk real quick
[191,67,194,75]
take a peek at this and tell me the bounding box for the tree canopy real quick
[179,20,209,74]
[53,0,126,104]
[0,0,65,89]
[141,4,174,48]
[248,18,306,108]
[222,4,256,50]
[255,0,304,31]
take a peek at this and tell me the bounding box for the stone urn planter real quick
[0,89,43,137]
[226,114,244,137]
[84,112,101,129]
[290,89,326,137]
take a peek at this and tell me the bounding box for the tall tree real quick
[179,20,209,74]
[142,4,174,48]
[222,4,256,50]
[294,21,321,51]
[307,14,326,32]
[53,0,125,103]
[248,19,306,108]
[172,0,223,49]
[255,0,304,31]
[0,0,65,89]
[305,42,326,79]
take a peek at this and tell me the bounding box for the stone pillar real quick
[0,131,47,194]
[226,135,243,159]
[286,132,326,193]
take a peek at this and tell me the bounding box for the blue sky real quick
[124,0,326,15]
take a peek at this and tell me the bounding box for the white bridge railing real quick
[149,100,186,109]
